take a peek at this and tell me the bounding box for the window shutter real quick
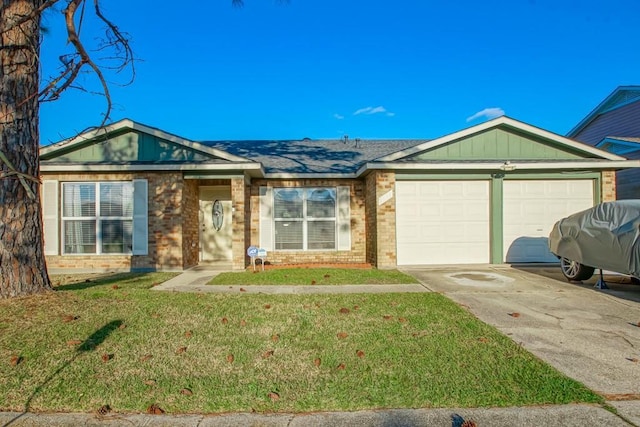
[336,186,351,250]
[259,186,273,250]
[42,180,59,255]
[132,179,148,255]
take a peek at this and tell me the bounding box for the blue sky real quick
[39,0,640,145]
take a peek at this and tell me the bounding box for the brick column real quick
[601,171,616,202]
[366,171,397,269]
[231,178,247,270]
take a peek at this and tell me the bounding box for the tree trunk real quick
[0,0,52,298]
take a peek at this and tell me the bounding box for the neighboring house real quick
[40,116,636,272]
[567,85,640,199]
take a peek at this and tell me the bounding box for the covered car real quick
[548,200,640,281]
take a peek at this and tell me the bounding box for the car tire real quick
[560,258,595,281]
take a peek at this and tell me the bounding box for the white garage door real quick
[396,181,490,265]
[503,180,594,263]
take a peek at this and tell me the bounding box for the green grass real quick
[0,272,601,415]
[209,268,419,286]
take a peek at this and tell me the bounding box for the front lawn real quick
[209,268,419,286]
[0,273,600,414]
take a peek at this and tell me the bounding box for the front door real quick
[199,186,232,261]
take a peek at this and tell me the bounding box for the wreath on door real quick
[212,200,224,231]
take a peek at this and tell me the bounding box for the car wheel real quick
[560,258,595,281]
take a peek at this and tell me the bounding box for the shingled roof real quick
[201,138,425,174]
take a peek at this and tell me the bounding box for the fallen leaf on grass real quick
[97,405,111,416]
[508,312,521,318]
[221,317,229,324]
[264,304,271,309]
[240,320,247,326]
[383,315,393,320]
[62,315,78,323]
[271,334,279,342]
[143,379,157,386]
[180,388,193,396]
[262,350,275,359]
[227,354,235,363]
[478,337,489,343]
[353,305,360,311]
[268,392,280,401]
[336,332,348,339]
[311,280,317,285]
[10,355,23,366]
[176,346,187,354]
[356,350,365,358]
[118,324,127,330]
[101,353,113,363]
[313,358,321,367]
[185,331,192,338]
[111,285,119,290]
[146,404,165,415]
[336,363,346,370]
[398,317,407,323]
[67,340,82,346]
[140,354,153,362]
[339,307,350,314]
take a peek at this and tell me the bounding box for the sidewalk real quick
[1,403,637,426]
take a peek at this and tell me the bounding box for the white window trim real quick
[61,181,134,255]
[273,187,338,251]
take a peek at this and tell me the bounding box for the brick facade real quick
[248,179,366,266]
[601,170,617,202]
[364,171,397,269]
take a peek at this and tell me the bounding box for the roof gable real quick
[567,86,640,138]
[403,128,584,161]
[376,116,623,163]
[40,119,251,164]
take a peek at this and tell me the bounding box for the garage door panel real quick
[396,181,490,265]
[503,180,593,263]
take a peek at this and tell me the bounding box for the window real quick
[62,182,134,254]
[273,188,336,250]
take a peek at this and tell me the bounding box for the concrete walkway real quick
[152,267,430,294]
[4,266,640,426]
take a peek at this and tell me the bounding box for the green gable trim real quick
[41,130,223,164]
[406,128,589,161]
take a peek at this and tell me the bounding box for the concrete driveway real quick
[403,265,640,399]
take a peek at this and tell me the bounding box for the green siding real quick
[45,131,219,163]
[408,128,588,161]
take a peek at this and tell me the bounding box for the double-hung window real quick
[273,188,337,250]
[62,182,134,254]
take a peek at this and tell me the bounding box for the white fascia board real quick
[375,116,625,162]
[129,122,250,163]
[263,172,358,179]
[39,118,136,155]
[40,119,252,164]
[357,160,640,175]
[40,162,263,173]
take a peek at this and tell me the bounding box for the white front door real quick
[396,180,491,265]
[502,180,594,263]
[199,186,232,262]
